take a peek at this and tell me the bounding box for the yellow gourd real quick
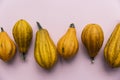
[104,23,120,68]
[81,24,104,63]
[34,22,57,69]
[0,27,16,62]
[12,19,33,60]
[57,23,79,60]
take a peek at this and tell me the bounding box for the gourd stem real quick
[1,27,4,32]
[91,57,95,64]
[36,22,42,29]
[70,23,75,28]
[20,53,26,61]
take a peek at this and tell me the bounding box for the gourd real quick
[104,23,120,68]
[81,24,104,63]
[57,23,79,60]
[12,19,33,60]
[0,27,16,62]
[34,22,57,69]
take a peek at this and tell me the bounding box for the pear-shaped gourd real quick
[104,23,120,68]
[0,27,16,62]
[57,23,79,60]
[12,19,33,60]
[34,22,57,69]
[81,24,104,63]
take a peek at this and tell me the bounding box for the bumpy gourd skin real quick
[81,24,104,63]
[12,19,33,60]
[104,23,120,68]
[34,22,57,69]
[57,24,79,60]
[0,28,16,62]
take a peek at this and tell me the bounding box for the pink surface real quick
[0,0,120,80]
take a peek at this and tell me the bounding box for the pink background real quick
[0,0,120,80]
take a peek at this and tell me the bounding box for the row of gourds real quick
[0,19,120,69]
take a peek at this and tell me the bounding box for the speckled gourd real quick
[81,24,104,63]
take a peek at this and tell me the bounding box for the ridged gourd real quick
[12,19,33,60]
[57,23,79,60]
[104,23,120,68]
[34,22,57,69]
[81,23,104,63]
[0,27,16,62]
